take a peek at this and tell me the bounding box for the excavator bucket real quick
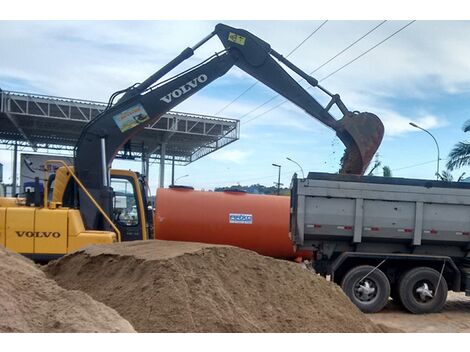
[335,112,384,175]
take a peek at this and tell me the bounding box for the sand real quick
[46,240,388,333]
[369,292,470,333]
[0,245,135,333]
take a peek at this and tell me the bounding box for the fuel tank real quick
[154,187,311,260]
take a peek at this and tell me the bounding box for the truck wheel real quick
[398,267,448,314]
[341,265,390,313]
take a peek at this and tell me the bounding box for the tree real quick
[439,170,453,182]
[447,120,470,171]
[367,154,381,176]
[367,154,392,177]
[436,169,466,182]
[214,184,290,196]
[382,166,392,177]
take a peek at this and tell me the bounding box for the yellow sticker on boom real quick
[228,32,246,46]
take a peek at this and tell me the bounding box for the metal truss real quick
[0,90,239,164]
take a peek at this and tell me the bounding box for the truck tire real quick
[341,265,390,313]
[398,267,448,314]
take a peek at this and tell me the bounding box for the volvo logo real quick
[16,231,61,238]
[160,74,208,103]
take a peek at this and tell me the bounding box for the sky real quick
[2,20,470,192]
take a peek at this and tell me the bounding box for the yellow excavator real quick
[0,23,384,261]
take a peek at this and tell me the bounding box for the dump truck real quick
[0,23,383,260]
[290,172,470,314]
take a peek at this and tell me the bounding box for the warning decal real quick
[113,104,150,133]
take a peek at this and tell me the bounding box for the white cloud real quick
[209,149,252,164]
[382,111,446,137]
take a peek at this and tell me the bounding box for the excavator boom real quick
[75,23,385,230]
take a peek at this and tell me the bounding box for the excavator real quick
[0,23,384,260]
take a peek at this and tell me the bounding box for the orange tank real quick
[154,187,312,260]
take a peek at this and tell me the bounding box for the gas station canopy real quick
[0,89,239,164]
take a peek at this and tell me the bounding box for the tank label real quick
[113,103,150,133]
[229,213,253,224]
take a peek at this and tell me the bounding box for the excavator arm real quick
[75,23,384,230]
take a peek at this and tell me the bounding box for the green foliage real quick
[367,155,381,176]
[382,166,392,177]
[214,184,290,196]
[446,141,470,171]
[439,170,453,181]
[436,169,466,182]
[446,119,470,171]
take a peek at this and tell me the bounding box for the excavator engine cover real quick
[336,111,384,175]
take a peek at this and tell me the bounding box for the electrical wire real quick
[202,167,299,187]
[104,50,229,112]
[205,156,443,188]
[145,50,228,92]
[213,20,328,116]
[242,20,416,125]
[240,20,388,123]
[233,21,388,120]
[307,21,387,77]
[391,158,446,172]
[318,20,415,82]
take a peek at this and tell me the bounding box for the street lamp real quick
[173,174,189,185]
[409,122,440,180]
[286,157,305,178]
[272,163,282,195]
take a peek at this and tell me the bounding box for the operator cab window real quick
[111,178,139,227]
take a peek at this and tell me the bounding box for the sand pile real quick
[0,245,135,333]
[46,240,387,333]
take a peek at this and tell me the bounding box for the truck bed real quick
[291,172,470,258]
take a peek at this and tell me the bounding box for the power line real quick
[308,20,387,76]
[284,21,329,57]
[242,20,416,125]
[205,157,443,188]
[238,21,388,120]
[202,167,299,187]
[214,20,328,116]
[319,20,415,82]
[240,20,388,124]
[392,158,447,172]
[238,93,280,120]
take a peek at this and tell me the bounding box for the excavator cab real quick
[49,166,153,242]
[109,170,153,241]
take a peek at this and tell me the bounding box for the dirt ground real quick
[46,240,389,333]
[368,292,470,333]
[0,245,135,333]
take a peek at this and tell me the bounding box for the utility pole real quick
[272,163,282,195]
